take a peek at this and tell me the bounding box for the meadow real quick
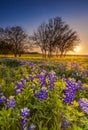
[0,55,88,130]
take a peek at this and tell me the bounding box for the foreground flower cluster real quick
[78,98,88,114]
[63,79,82,104]
[0,59,88,130]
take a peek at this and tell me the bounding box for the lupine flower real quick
[77,80,83,90]
[29,75,34,82]
[34,87,48,100]
[61,118,69,130]
[48,71,56,91]
[62,74,66,81]
[29,62,34,68]
[21,79,26,88]
[37,70,46,86]
[0,93,7,103]
[29,123,36,130]
[21,107,30,117]
[14,82,24,95]
[31,84,36,89]
[20,61,27,66]
[81,69,88,77]
[6,96,16,108]
[78,98,88,114]
[71,72,83,81]
[21,107,30,130]
[63,79,81,104]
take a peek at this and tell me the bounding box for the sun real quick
[74,46,81,53]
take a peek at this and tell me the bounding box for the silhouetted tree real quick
[46,17,63,57]
[0,41,13,55]
[33,22,48,58]
[33,16,80,58]
[58,29,79,57]
[0,27,11,55]
[5,26,27,57]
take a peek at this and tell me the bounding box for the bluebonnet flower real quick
[14,81,25,95]
[20,79,26,88]
[63,79,81,104]
[21,107,30,130]
[59,63,67,71]
[21,107,30,117]
[77,80,83,90]
[14,82,23,95]
[31,84,36,89]
[81,69,88,76]
[29,75,34,82]
[29,62,34,67]
[29,123,36,130]
[78,98,88,114]
[34,87,48,100]
[62,74,66,81]
[71,72,79,77]
[20,61,27,66]
[48,71,56,91]
[6,96,16,108]
[0,93,7,103]
[37,70,46,86]
[61,118,69,130]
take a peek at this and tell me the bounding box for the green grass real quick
[0,54,88,63]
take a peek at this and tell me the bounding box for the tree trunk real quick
[48,51,50,58]
[19,53,21,57]
[41,49,44,58]
[60,51,64,58]
[44,50,47,59]
[56,49,59,58]
[14,53,17,57]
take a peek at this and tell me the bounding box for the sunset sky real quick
[0,0,88,54]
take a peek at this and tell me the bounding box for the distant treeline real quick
[0,16,80,58]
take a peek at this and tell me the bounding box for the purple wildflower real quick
[61,118,69,130]
[6,96,16,108]
[21,107,30,130]
[29,75,34,82]
[20,79,26,88]
[29,123,36,130]
[62,74,66,81]
[63,79,80,104]
[78,98,88,114]
[20,61,27,66]
[0,93,7,104]
[37,70,46,86]
[34,87,48,100]
[49,71,56,91]
[14,81,24,95]
[31,85,36,89]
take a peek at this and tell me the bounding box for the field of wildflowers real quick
[0,58,88,130]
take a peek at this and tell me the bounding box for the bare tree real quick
[0,27,11,55]
[59,29,79,57]
[33,22,48,58]
[33,16,80,58]
[46,17,80,57]
[5,26,28,57]
[46,17,64,57]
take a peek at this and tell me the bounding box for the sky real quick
[0,0,88,54]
